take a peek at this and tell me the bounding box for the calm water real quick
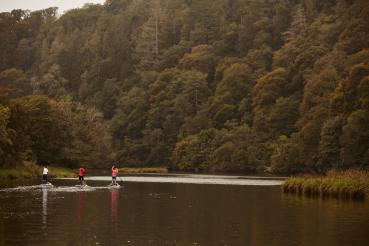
[0,174,369,246]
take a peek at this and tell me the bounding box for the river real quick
[0,174,368,245]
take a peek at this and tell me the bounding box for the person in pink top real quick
[78,167,86,185]
[111,165,119,186]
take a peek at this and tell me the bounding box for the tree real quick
[172,128,221,171]
[134,0,162,70]
[209,62,253,127]
[267,95,299,136]
[282,4,307,42]
[31,64,68,98]
[8,96,66,164]
[0,105,13,166]
[317,116,343,171]
[179,44,218,84]
[252,68,289,137]
[271,135,302,174]
[341,110,369,168]
[185,0,222,44]
[0,68,31,99]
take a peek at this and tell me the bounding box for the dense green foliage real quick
[0,0,368,173]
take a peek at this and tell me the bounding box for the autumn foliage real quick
[0,0,368,174]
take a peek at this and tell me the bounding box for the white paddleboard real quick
[108,184,121,189]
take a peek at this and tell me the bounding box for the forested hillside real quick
[0,0,368,173]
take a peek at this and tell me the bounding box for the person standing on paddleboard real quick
[111,166,119,186]
[42,166,49,183]
[78,167,86,185]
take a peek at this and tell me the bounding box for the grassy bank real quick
[48,166,76,178]
[0,162,75,180]
[121,167,168,173]
[282,170,369,200]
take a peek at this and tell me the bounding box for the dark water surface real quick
[0,175,369,246]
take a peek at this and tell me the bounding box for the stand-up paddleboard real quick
[41,182,54,187]
[108,184,121,189]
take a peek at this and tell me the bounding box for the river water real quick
[0,174,368,246]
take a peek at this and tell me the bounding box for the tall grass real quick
[282,169,369,200]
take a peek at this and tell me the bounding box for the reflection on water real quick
[77,191,85,222]
[42,187,47,227]
[0,178,369,246]
[111,189,118,222]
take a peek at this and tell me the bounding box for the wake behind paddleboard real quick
[41,183,54,187]
[73,185,93,189]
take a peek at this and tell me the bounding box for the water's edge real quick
[56,174,284,186]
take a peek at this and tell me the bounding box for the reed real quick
[282,169,369,200]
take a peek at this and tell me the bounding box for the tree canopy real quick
[1,0,368,173]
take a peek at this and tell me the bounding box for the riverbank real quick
[0,163,75,180]
[121,167,168,173]
[282,170,369,200]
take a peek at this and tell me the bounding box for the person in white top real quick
[42,166,48,183]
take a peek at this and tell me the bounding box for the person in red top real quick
[78,167,86,185]
[111,165,119,186]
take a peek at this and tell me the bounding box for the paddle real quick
[118,176,123,185]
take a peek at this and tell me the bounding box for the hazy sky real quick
[0,0,106,14]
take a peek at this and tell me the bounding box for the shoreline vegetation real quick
[282,170,369,200]
[121,167,168,173]
[0,163,169,180]
[0,162,75,180]
[2,163,369,201]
